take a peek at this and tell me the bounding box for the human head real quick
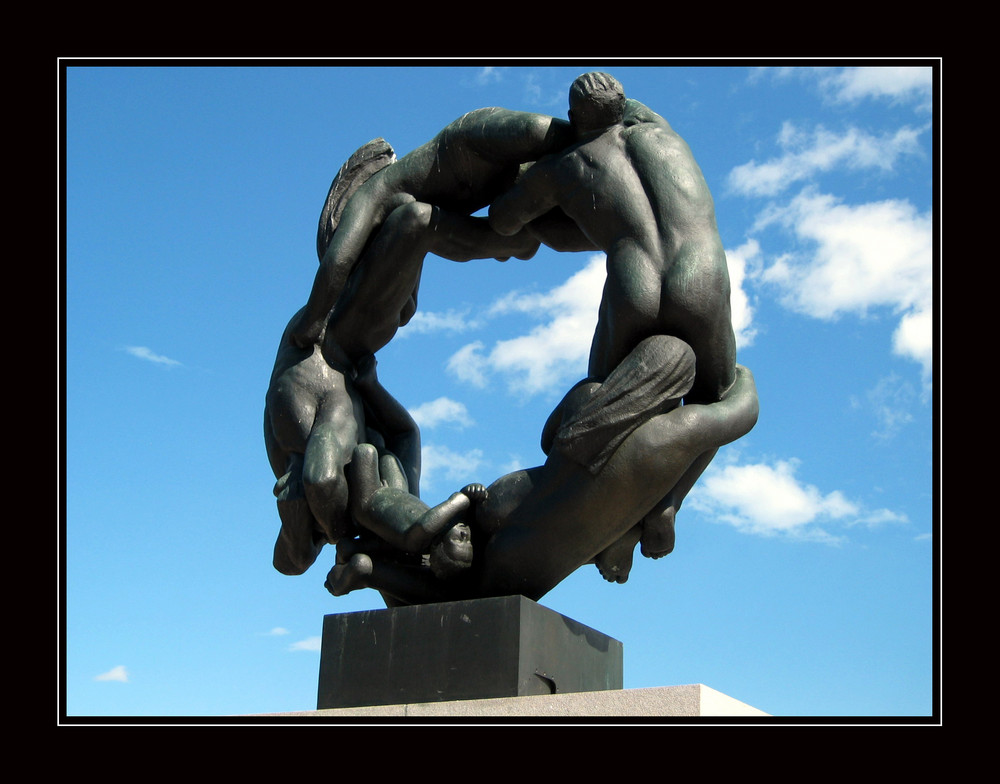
[429,523,473,579]
[568,72,626,135]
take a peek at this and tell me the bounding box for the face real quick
[442,523,473,564]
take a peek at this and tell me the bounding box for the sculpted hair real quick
[569,72,626,125]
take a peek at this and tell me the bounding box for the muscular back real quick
[490,101,736,401]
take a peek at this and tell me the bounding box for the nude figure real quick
[328,336,758,605]
[489,73,739,577]
[266,134,554,576]
[291,107,582,349]
[325,442,486,606]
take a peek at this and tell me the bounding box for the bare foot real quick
[325,553,373,596]
[640,505,676,559]
[594,526,641,584]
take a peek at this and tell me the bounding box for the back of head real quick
[569,72,626,132]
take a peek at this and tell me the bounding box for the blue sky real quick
[62,61,938,721]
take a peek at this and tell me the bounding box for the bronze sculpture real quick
[266,72,759,605]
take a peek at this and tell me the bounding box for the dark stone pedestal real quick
[317,595,623,709]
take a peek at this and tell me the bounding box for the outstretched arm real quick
[456,109,574,163]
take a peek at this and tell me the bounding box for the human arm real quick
[488,159,562,237]
[456,108,574,163]
[525,208,599,253]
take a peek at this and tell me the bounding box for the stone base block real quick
[317,595,623,710]
[256,684,768,718]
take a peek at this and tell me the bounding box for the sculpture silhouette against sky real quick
[265,72,759,606]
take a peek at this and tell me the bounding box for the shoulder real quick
[623,99,671,129]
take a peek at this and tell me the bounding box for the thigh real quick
[328,204,433,356]
[302,385,364,485]
[265,377,317,455]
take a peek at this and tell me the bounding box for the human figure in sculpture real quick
[290,107,586,349]
[325,442,486,605]
[328,336,759,605]
[489,72,739,580]
[267,109,587,577]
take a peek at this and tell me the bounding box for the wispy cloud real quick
[94,664,129,682]
[819,66,933,107]
[474,66,505,86]
[398,308,482,336]
[752,65,933,109]
[409,397,473,429]
[265,627,289,636]
[728,123,925,197]
[689,457,907,541]
[288,637,321,652]
[853,374,919,440]
[419,443,485,491]
[122,345,181,367]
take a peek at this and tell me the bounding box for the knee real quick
[303,462,348,503]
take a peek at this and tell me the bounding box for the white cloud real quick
[409,397,473,429]
[123,345,181,367]
[689,457,906,541]
[399,308,481,336]
[725,240,759,349]
[450,247,759,394]
[288,636,321,652]
[94,665,129,683]
[753,65,933,109]
[420,444,486,491]
[728,123,925,197]
[266,627,289,636]
[475,67,504,86]
[754,189,933,377]
[448,254,605,396]
[820,66,933,106]
[447,341,490,388]
[892,307,933,381]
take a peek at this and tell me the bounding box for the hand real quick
[460,483,488,503]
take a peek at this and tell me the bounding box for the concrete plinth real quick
[317,595,623,709]
[257,684,768,717]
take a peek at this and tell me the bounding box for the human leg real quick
[325,552,460,606]
[271,453,327,575]
[348,444,481,554]
[477,365,759,600]
[265,373,329,574]
[302,388,363,544]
